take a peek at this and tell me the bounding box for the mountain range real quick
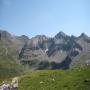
[0,30,90,70]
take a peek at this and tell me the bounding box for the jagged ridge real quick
[0,30,90,70]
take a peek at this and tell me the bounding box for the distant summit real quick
[79,33,89,39]
[0,30,12,41]
[55,31,68,39]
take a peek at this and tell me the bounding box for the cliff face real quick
[0,30,90,69]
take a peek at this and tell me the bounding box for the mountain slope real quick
[0,41,23,82]
[0,30,90,70]
[19,31,90,69]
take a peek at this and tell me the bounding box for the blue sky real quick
[0,0,90,37]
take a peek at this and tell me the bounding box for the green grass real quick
[19,68,90,90]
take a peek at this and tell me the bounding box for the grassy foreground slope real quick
[19,68,90,90]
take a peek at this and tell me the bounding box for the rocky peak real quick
[16,35,29,43]
[34,35,48,40]
[79,33,88,39]
[55,31,68,39]
[30,35,48,45]
[0,30,12,40]
[28,35,49,49]
[20,35,29,40]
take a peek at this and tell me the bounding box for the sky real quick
[0,0,90,37]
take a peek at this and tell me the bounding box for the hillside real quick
[19,68,90,90]
[0,42,23,83]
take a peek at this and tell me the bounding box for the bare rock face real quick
[0,30,90,69]
[0,30,29,58]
